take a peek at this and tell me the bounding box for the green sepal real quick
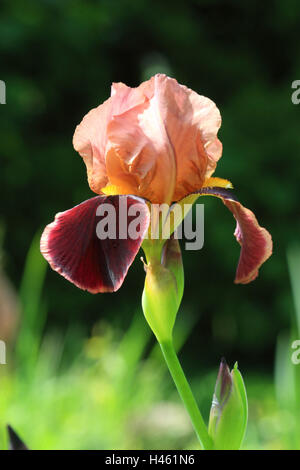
[161,237,184,308]
[142,262,179,343]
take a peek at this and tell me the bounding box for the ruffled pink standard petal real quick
[73,83,150,195]
[73,98,112,193]
[106,76,177,204]
[152,75,222,201]
[105,74,222,203]
[196,187,273,284]
[40,195,150,293]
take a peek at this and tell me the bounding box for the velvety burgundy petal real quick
[40,195,150,293]
[196,187,273,284]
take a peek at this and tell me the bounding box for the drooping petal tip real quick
[224,200,273,284]
[195,186,273,284]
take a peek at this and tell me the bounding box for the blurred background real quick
[0,0,300,449]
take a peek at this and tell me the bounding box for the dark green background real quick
[1,0,299,373]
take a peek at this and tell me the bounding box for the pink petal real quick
[73,82,150,195]
[155,75,222,201]
[73,98,111,194]
[106,74,222,203]
[40,195,150,293]
[196,187,273,284]
[106,77,177,204]
[74,74,222,204]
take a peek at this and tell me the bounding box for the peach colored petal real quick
[73,81,153,195]
[110,81,151,116]
[161,77,222,200]
[106,76,177,204]
[73,98,111,193]
[204,138,223,179]
[73,74,222,202]
[106,74,222,203]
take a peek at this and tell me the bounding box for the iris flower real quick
[40,74,272,293]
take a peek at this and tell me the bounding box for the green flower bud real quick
[142,262,179,343]
[208,359,248,450]
[161,237,184,308]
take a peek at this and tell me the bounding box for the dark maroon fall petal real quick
[194,187,273,284]
[40,195,150,293]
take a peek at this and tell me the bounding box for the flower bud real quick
[142,262,179,343]
[161,237,184,308]
[208,359,248,450]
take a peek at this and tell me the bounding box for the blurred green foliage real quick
[0,0,300,449]
[0,234,299,449]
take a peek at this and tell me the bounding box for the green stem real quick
[160,340,212,450]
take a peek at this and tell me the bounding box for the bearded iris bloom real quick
[40,74,272,450]
[40,74,272,293]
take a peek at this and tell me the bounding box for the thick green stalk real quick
[159,340,212,450]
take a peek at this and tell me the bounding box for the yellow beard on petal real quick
[101,184,125,196]
[202,177,233,189]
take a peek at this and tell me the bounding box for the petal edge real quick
[196,187,273,284]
